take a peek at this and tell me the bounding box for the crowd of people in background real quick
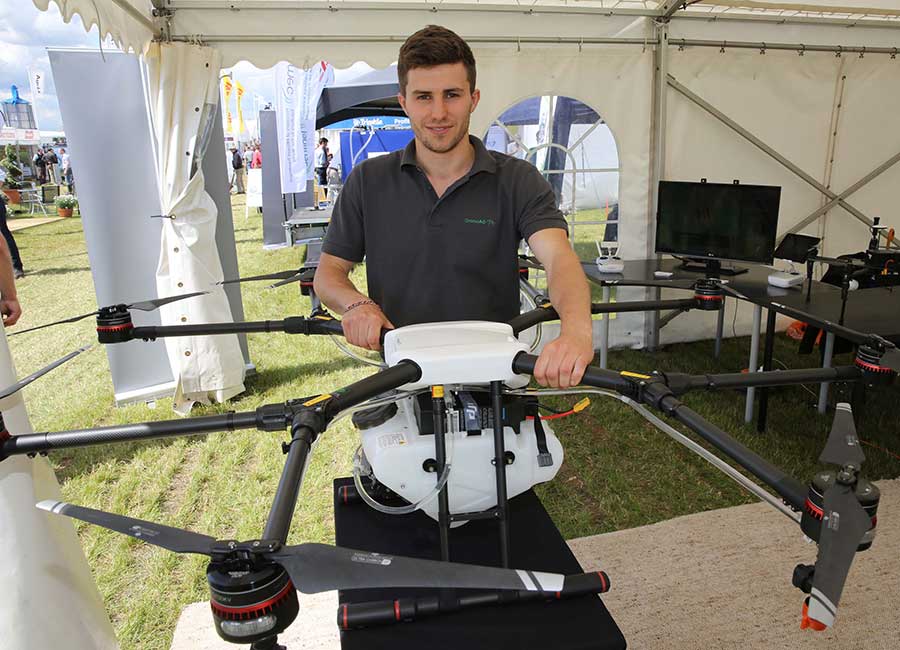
[30,145,74,193]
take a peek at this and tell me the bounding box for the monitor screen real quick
[655,181,781,264]
[774,233,820,263]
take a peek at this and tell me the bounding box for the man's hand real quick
[1,298,22,327]
[342,303,395,350]
[533,331,594,388]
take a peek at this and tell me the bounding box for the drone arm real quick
[639,381,807,510]
[660,365,861,396]
[261,360,422,543]
[508,299,697,335]
[124,316,344,342]
[0,405,292,460]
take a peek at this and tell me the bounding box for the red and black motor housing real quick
[854,343,896,387]
[800,471,880,551]
[207,560,299,644]
[96,304,134,344]
[693,279,725,311]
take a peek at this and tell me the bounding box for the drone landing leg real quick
[490,381,511,568]
[431,386,451,561]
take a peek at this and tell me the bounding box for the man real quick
[33,149,47,185]
[59,148,74,194]
[43,147,59,185]
[314,25,593,389]
[315,137,330,197]
[230,145,245,194]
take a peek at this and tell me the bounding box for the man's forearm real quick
[314,264,370,315]
[545,253,592,339]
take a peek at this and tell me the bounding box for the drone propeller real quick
[38,500,566,595]
[9,291,208,336]
[268,268,316,289]
[800,404,874,630]
[37,500,216,554]
[218,270,301,286]
[270,543,562,595]
[0,345,92,401]
[818,404,865,468]
[879,345,900,373]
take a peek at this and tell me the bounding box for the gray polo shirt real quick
[322,135,567,327]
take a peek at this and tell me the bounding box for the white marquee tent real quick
[31,0,900,352]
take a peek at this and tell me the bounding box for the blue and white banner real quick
[274,61,334,194]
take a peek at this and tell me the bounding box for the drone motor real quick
[854,342,897,386]
[692,279,725,311]
[96,305,134,344]
[207,560,299,644]
[800,471,880,551]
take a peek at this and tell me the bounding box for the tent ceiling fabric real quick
[31,0,156,54]
[30,2,900,66]
[689,1,900,17]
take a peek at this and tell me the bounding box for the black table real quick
[334,478,626,650]
[582,258,900,430]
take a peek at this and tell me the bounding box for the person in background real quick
[230,145,245,194]
[251,144,262,170]
[242,144,253,169]
[59,148,74,194]
[315,138,330,197]
[43,147,59,185]
[33,149,47,185]
[0,194,24,281]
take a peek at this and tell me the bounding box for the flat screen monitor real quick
[655,181,781,270]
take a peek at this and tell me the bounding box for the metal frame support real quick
[666,74,900,250]
[817,333,836,415]
[647,20,669,351]
[744,305,762,423]
[783,149,900,244]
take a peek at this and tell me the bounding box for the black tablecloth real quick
[334,478,626,650]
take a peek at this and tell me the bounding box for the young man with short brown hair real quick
[315,25,593,388]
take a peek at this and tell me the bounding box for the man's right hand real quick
[342,303,394,350]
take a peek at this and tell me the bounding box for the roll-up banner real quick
[222,76,234,134]
[274,61,334,194]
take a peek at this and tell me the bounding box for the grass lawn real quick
[6,196,899,649]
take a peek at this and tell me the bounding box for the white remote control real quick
[767,271,804,288]
[595,241,625,273]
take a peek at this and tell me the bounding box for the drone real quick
[2,279,897,649]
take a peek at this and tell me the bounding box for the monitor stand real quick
[677,258,749,276]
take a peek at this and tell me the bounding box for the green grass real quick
[7,197,900,649]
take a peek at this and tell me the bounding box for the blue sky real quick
[0,1,373,133]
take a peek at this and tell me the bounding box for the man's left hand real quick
[533,331,594,388]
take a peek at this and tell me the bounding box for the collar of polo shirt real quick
[400,135,498,178]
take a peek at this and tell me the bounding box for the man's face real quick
[398,62,480,156]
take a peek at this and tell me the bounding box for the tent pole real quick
[666,74,900,250]
[646,20,669,351]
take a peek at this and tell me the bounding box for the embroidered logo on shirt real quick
[464,217,495,226]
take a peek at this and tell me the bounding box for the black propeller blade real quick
[10,291,208,336]
[805,403,872,629]
[270,543,564,595]
[806,481,871,628]
[880,345,900,373]
[128,291,208,312]
[0,345,92,400]
[218,270,301,286]
[819,403,865,468]
[37,500,217,555]
[39,501,568,595]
